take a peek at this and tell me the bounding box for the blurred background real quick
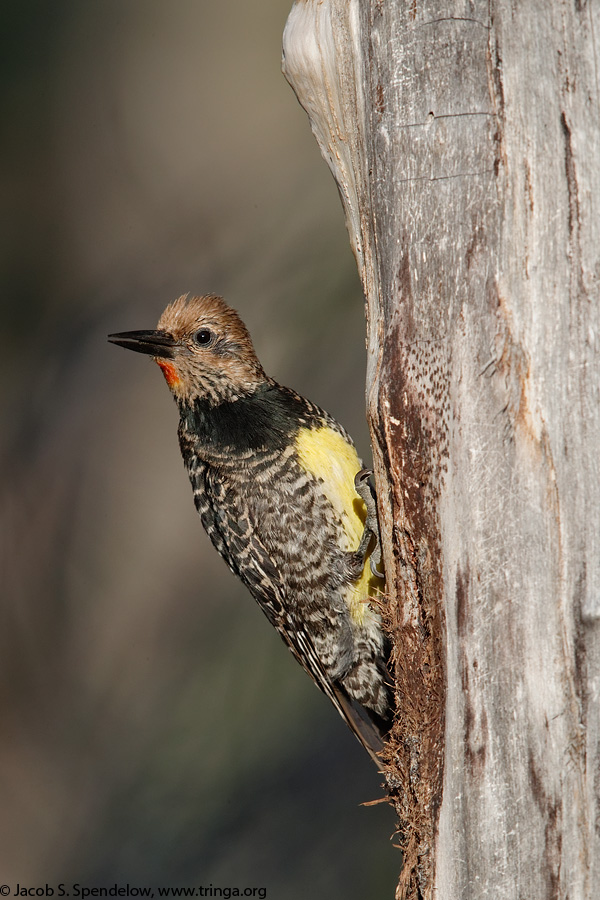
[1,1,398,896]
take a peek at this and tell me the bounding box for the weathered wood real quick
[283,2,600,898]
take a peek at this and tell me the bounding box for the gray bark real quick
[282,2,600,899]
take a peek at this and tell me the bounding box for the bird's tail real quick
[331,683,392,769]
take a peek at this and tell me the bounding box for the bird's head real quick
[108,294,267,405]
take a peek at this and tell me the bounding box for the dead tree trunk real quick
[283,2,600,898]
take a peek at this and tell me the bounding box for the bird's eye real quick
[193,328,214,346]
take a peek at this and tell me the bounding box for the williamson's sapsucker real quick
[109,294,392,764]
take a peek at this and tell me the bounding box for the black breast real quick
[178,382,316,456]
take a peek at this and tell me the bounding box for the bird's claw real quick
[354,468,384,580]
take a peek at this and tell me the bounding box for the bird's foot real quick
[352,468,384,579]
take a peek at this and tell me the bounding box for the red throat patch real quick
[156,359,180,388]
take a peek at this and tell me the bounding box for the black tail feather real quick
[331,683,391,769]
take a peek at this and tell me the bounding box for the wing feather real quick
[201,472,386,766]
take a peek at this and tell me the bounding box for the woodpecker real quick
[109,294,391,763]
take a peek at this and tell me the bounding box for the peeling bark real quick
[283,2,600,899]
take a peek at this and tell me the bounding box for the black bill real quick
[108,330,176,358]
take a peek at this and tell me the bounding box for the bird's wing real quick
[206,481,387,767]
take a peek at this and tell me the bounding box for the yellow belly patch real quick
[295,425,382,624]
